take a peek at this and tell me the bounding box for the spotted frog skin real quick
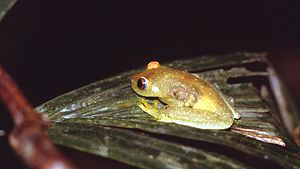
[131,61,240,129]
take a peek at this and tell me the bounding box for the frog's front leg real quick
[137,98,168,120]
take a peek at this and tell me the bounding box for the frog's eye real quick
[137,77,148,90]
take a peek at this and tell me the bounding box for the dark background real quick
[0,1,300,168]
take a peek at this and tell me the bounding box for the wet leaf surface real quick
[37,52,300,169]
[0,0,17,22]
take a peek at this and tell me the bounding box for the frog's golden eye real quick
[137,77,148,90]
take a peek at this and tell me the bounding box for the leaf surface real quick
[38,52,300,169]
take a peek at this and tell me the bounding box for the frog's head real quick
[131,61,162,97]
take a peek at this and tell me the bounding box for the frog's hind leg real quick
[161,107,235,129]
[222,95,241,120]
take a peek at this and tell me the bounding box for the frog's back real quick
[159,66,239,120]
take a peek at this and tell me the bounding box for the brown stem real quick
[0,66,78,169]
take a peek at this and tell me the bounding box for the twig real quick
[0,65,78,169]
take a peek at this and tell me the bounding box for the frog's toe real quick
[138,97,146,101]
[137,102,146,110]
[137,99,153,111]
[137,101,144,108]
[138,97,148,105]
[233,111,241,119]
[139,100,151,107]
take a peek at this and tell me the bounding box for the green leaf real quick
[37,52,300,169]
[0,0,17,23]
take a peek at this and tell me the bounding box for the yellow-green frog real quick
[131,61,240,129]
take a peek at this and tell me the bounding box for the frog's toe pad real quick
[137,102,145,109]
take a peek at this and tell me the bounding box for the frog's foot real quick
[137,98,164,120]
[226,96,241,119]
[233,110,241,119]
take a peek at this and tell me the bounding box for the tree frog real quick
[131,61,240,129]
